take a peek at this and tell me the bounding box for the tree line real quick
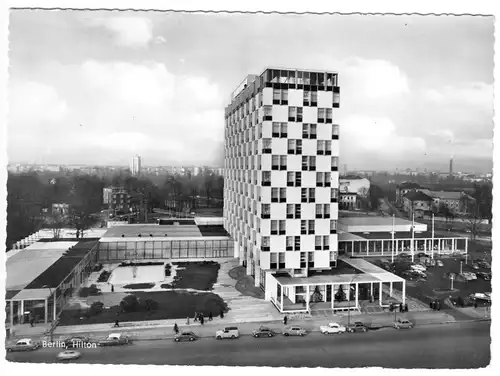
[6,169,224,251]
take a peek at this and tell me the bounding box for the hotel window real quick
[315,235,322,250]
[271,155,280,171]
[287,171,295,187]
[325,172,331,187]
[309,189,316,203]
[282,90,289,105]
[311,91,318,106]
[279,220,286,235]
[258,123,263,138]
[278,252,286,269]
[272,122,280,137]
[273,89,281,104]
[262,138,272,154]
[271,188,279,203]
[331,156,339,171]
[297,107,303,122]
[286,236,294,251]
[295,171,302,186]
[329,251,337,267]
[308,251,315,267]
[315,204,323,219]
[261,236,270,251]
[326,108,333,123]
[294,236,301,251]
[279,187,287,202]
[330,220,337,234]
[271,220,279,235]
[300,220,307,234]
[270,253,277,269]
[324,204,330,219]
[280,122,288,137]
[317,140,325,155]
[263,105,272,121]
[323,236,330,250]
[288,106,297,121]
[280,156,287,171]
[261,204,270,219]
[318,108,326,123]
[301,156,316,171]
[316,172,324,187]
[325,140,332,155]
[286,204,294,219]
[300,252,307,267]
[303,90,311,106]
[262,171,271,186]
[331,188,339,203]
[333,89,340,107]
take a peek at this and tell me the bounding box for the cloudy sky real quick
[8,11,494,172]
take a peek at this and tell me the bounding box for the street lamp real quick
[347,274,362,327]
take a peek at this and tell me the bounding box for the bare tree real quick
[467,204,483,241]
[45,212,66,239]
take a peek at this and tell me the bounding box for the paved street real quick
[7,321,490,368]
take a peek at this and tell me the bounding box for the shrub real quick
[165,263,172,277]
[92,264,104,272]
[144,298,159,311]
[78,284,102,298]
[120,294,140,313]
[89,301,105,316]
[123,283,155,290]
[97,270,112,283]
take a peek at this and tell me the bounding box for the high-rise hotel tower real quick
[224,68,340,293]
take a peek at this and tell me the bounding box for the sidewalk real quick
[27,309,466,343]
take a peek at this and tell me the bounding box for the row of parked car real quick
[175,319,415,342]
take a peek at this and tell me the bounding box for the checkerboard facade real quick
[223,68,340,289]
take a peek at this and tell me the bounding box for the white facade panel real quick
[272,203,286,219]
[272,105,289,122]
[287,188,301,204]
[260,252,271,270]
[273,138,288,155]
[270,236,285,252]
[302,203,316,219]
[261,155,272,170]
[301,235,315,251]
[317,123,331,140]
[315,219,330,235]
[302,139,317,156]
[314,250,330,268]
[285,251,301,268]
[261,187,271,202]
[318,91,333,108]
[330,234,338,252]
[301,171,316,188]
[288,123,302,139]
[262,88,273,105]
[316,187,331,203]
[287,155,302,168]
[287,219,301,236]
[330,171,339,187]
[331,139,340,157]
[303,107,318,123]
[271,171,287,187]
[316,156,330,172]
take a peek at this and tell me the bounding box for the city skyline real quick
[8,11,494,172]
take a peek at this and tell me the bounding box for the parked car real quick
[416,252,428,258]
[215,326,240,340]
[471,263,480,270]
[476,272,491,281]
[320,322,346,335]
[346,322,368,333]
[56,350,82,361]
[252,326,276,338]
[6,338,40,352]
[461,272,477,281]
[469,292,491,302]
[399,253,411,259]
[436,260,444,267]
[62,336,91,349]
[283,326,307,336]
[393,318,414,329]
[174,331,198,342]
[410,264,427,272]
[478,261,491,269]
[97,333,131,347]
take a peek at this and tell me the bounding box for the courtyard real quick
[59,260,227,326]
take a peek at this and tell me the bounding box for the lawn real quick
[399,257,491,306]
[161,261,220,291]
[58,290,228,326]
[123,283,156,290]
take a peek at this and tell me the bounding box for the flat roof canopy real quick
[102,224,230,239]
[341,231,467,241]
[274,257,404,286]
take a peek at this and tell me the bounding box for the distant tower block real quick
[344,164,347,176]
[449,156,454,176]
